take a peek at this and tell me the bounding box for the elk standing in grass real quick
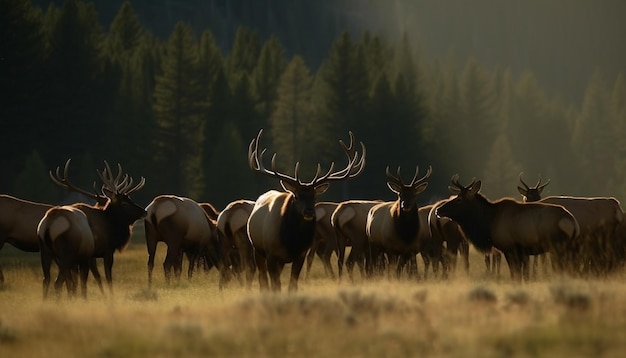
[145,195,221,287]
[216,199,256,288]
[436,175,579,283]
[366,165,433,279]
[305,201,340,279]
[517,173,551,278]
[331,200,382,281]
[247,129,366,292]
[39,161,146,298]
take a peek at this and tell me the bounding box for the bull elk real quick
[0,160,108,285]
[39,160,146,298]
[216,199,256,288]
[436,175,579,283]
[518,175,623,276]
[518,173,552,278]
[366,165,433,279]
[247,129,366,292]
[144,195,221,287]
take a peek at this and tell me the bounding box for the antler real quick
[49,159,106,201]
[386,165,432,189]
[519,172,550,190]
[97,161,145,195]
[449,174,477,194]
[248,129,366,187]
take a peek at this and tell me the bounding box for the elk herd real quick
[2,129,626,298]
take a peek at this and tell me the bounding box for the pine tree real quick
[253,35,287,124]
[104,1,144,59]
[269,55,314,174]
[0,0,46,192]
[482,134,522,199]
[153,21,205,197]
[227,26,261,79]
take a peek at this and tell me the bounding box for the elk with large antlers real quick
[38,160,146,298]
[366,165,433,279]
[436,175,579,283]
[246,129,366,292]
[0,160,109,285]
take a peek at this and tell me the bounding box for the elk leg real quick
[255,252,270,291]
[0,264,4,284]
[335,231,346,280]
[267,258,284,292]
[54,267,69,297]
[78,261,90,299]
[89,259,105,296]
[320,242,336,280]
[145,221,158,287]
[103,252,114,295]
[289,256,306,292]
[503,250,523,283]
[40,248,53,299]
[305,238,319,278]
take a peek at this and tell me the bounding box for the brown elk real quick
[304,201,339,279]
[518,173,552,278]
[530,195,622,276]
[331,200,381,281]
[436,175,579,283]
[39,160,146,298]
[247,129,366,292]
[215,199,256,288]
[0,160,109,285]
[366,165,433,279]
[145,195,221,287]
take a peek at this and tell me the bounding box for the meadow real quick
[2,227,626,358]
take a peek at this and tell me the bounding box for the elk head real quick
[436,174,483,220]
[517,172,550,202]
[248,129,366,221]
[386,165,432,212]
[49,159,109,207]
[96,161,147,223]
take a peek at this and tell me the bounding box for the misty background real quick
[3,0,626,209]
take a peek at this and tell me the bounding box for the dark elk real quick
[247,129,366,292]
[518,173,552,278]
[216,199,256,289]
[518,175,623,276]
[331,200,381,281]
[39,160,146,298]
[0,160,108,285]
[424,199,470,277]
[436,175,579,283]
[366,165,433,279]
[144,195,221,287]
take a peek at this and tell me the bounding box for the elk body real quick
[305,201,340,279]
[331,200,381,281]
[39,161,146,298]
[216,199,256,288]
[366,166,433,279]
[145,195,221,287]
[436,175,579,283]
[246,129,366,292]
[519,173,623,275]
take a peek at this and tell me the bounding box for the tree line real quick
[2,0,626,209]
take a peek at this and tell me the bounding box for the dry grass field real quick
[2,227,626,357]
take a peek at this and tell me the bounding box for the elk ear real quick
[517,186,527,196]
[413,182,428,195]
[469,180,481,195]
[280,180,298,195]
[387,182,401,194]
[314,182,330,195]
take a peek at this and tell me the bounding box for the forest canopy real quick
[2,0,626,209]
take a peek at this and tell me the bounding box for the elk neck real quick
[279,195,316,260]
[448,194,495,252]
[391,200,420,243]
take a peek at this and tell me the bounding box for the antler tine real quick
[338,131,355,152]
[248,129,300,186]
[97,161,116,192]
[519,172,530,190]
[539,177,551,190]
[124,176,145,195]
[49,158,101,200]
[413,165,433,188]
[451,174,462,188]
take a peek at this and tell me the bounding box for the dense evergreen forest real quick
[2,0,626,209]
